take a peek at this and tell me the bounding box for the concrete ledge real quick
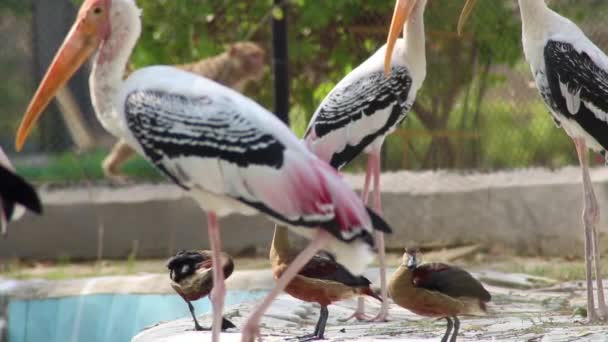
[2,167,607,260]
[0,269,274,301]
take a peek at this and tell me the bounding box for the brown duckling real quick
[270,225,381,340]
[167,250,236,331]
[388,248,491,342]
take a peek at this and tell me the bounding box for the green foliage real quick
[479,100,576,169]
[128,0,397,121]
[0,0,30,16]
[3,0,605,180]
[456,0,521,65]
[15,150,161,182]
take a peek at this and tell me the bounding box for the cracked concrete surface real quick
[132,268,608,341]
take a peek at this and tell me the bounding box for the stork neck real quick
[90,0,141,136]
[518,0,551,38]
[402,0,427,72]
[269,225,291,265]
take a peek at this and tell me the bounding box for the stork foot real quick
[368,304,390,322]
[338,311,372,322]
[240,321,261,342]
[339,297,370,322]
[581,305,604,325]
[104,171,132,184]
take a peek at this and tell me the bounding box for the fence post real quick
[272,0,290,125]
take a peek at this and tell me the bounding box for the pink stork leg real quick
[573,138,606,322]
[340,156,375,322]
[362,156,373,205]
[592,217,608,321]
[241,230,331,342]
[207,212,226,342]
[369,150,389,322]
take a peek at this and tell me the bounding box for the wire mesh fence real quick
[2,0,608,182]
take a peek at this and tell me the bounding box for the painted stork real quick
[458,0,608,321]
[0,147,42,235]
[304,0,427,321]
[14,1,393,341]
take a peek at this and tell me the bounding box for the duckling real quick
[167,250,236,331]
[388,248,491,342]
[270,225,381,340]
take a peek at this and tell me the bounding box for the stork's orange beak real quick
[457,0,478,37]
[384,0,418,77]
[15,4,106,151]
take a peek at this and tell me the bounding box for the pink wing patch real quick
[245,152,371,240]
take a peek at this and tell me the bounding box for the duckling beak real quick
[385,0,418,77]
[457,0,478,37]
[406,253,417,269]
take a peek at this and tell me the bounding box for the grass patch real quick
[487,256,607,283]
[0,257,270,281]
[15,149,162,183]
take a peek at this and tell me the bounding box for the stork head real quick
[15,0,112,151]
[457,0,478,37]
[384,0,419,76]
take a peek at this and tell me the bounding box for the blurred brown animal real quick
[102,42,266,181]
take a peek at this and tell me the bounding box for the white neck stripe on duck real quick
[90,0,142,136]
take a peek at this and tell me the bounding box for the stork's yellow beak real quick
[15,5,105,151]
[385,0,418,77]
[457,0,478,37]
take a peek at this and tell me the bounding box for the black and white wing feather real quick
[543,40,608,151]
[304,66,413,169]
[124,90,285,188]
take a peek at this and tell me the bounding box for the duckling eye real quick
[93,7,102,15]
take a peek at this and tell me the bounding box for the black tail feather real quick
[221,317,236,330]
[366,207,392,233]
[0,164,42,217]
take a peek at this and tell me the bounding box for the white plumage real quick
[518,0,608,321]
[459,0,608,322]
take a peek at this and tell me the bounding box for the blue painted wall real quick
[8,291,267,342]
